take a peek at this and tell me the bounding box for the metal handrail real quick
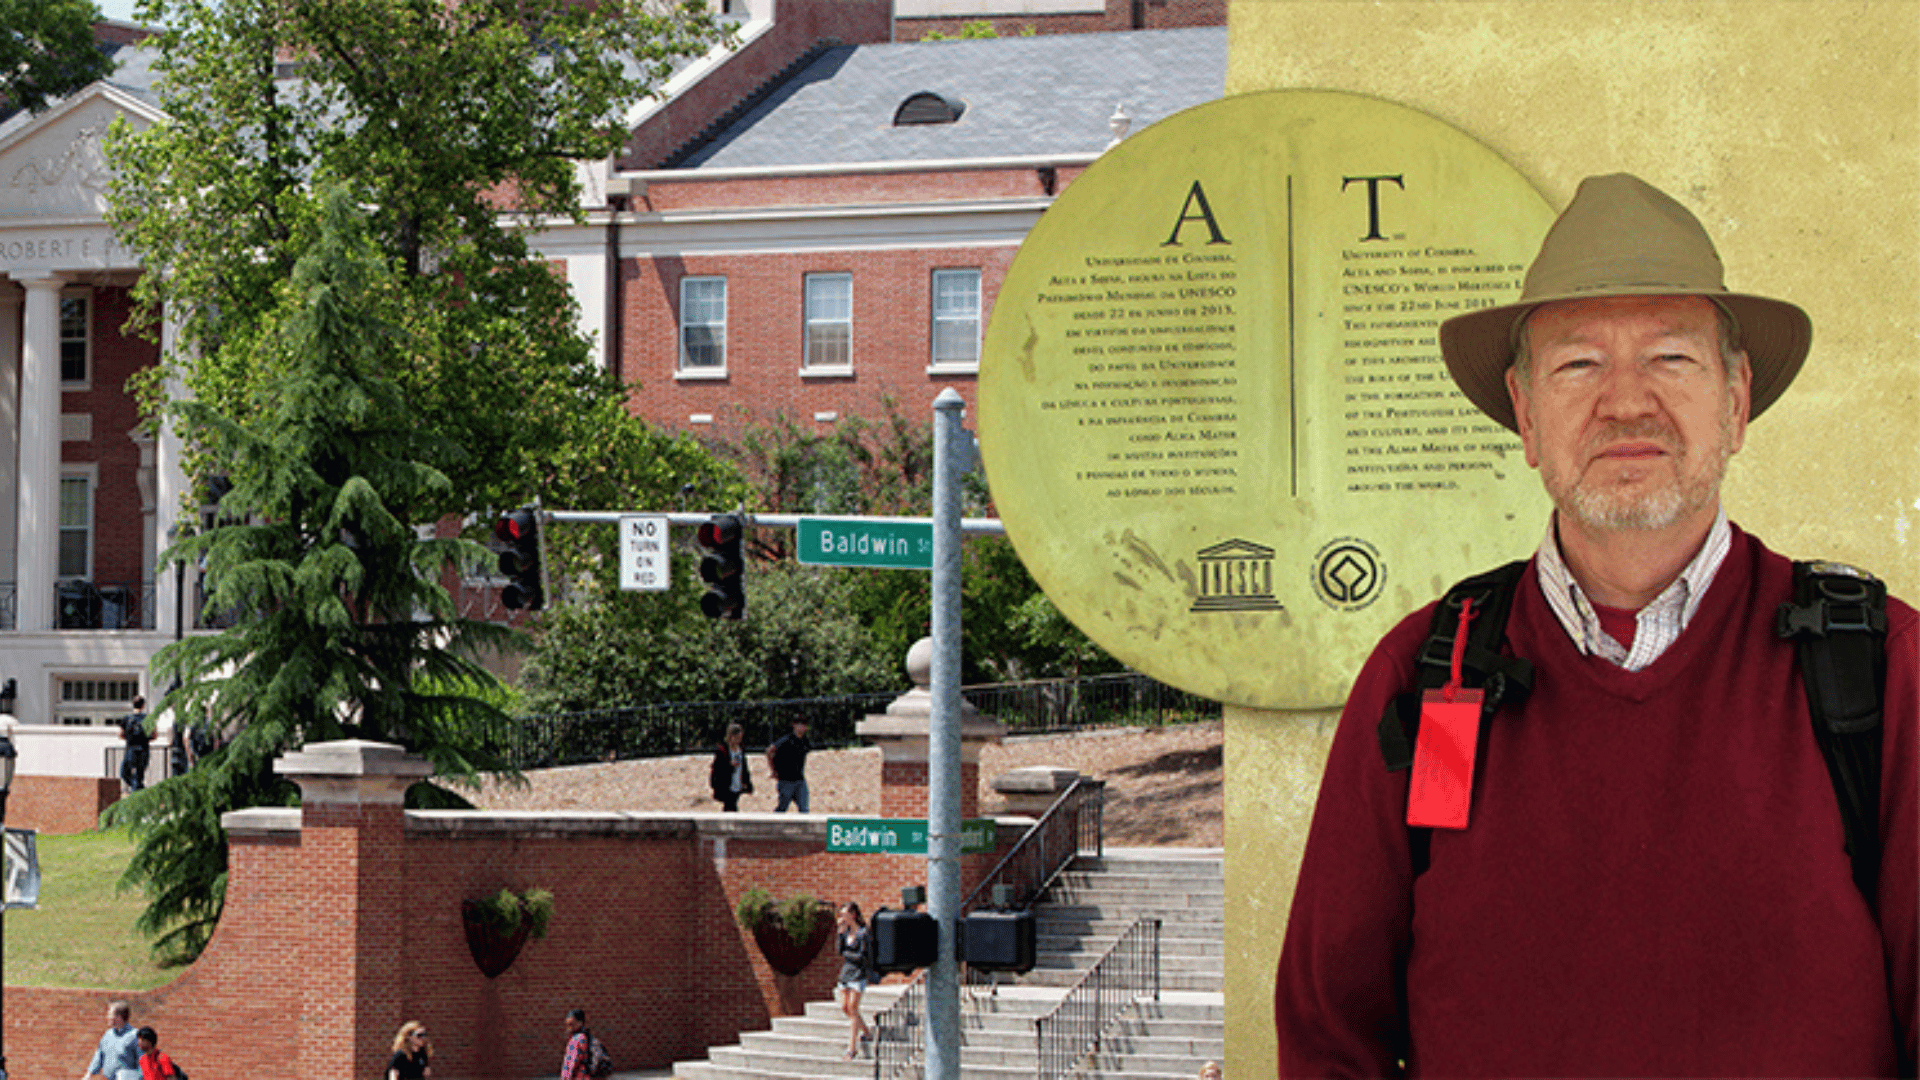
[871,969,928,1080]
[1033,917,1161,1080]
[962,776,1104,917]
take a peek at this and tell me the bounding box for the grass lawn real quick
[6,829,178,991]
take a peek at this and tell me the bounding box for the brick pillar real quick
[274,740,432,1080]
[858,638,1004,820]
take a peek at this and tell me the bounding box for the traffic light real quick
[696,513,746,620]
[872,907,939,973]
[493,508,544,611]
[961,909,1037,973]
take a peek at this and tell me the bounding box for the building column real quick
[17,274,64,632]
[0,284,21,621]
[856,637,1005,821]
[153,304,188,637]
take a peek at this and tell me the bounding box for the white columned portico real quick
[153,304,187,636]
[0,285,20,609]
[17,273,64,631]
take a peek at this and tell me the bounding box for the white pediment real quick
[0,85,163,223]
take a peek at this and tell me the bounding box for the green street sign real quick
[827,817,997,855]
[797,518,933,570]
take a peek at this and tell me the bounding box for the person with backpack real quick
[1275,173,1916,1076]
[118,696,150,793]
[834,902,878,1059]
[134,1027,182,1080]
[558,1008,613,1080]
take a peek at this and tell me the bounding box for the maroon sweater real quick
[1276,527,1918,1077]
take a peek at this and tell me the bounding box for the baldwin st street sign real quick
[826,818,997,855]
[797,517,934,570]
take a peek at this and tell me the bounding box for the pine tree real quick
[107,188,518,964]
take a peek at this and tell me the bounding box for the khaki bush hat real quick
[1438,173,1812,432]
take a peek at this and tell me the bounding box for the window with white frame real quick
[931,269,981,368]
[804,273,852,371]
[679,276,727,371]
[60,292,89,384]
[54,675,140,726]
[59,474,91,579]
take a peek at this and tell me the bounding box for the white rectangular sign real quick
[619,515,671,592]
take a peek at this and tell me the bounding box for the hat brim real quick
[1439,289,1812,433]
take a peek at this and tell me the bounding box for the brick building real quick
[0,6,1219,792]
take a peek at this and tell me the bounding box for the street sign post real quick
[797,518,934,570]
[618,515,670,591]
[826,817,996,855]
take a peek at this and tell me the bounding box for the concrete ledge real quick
[407,810,698,840]
[224,807,301,836]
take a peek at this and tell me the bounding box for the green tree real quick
[0,0,114,116]
[106,0,728,516]
[106,189,520,964]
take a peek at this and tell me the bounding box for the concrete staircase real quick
[671,848,1224,1080]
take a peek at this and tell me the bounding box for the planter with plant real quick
[461,887,553,978]
[734,887,834,976]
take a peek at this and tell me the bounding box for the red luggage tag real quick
[1407,598,1483,831]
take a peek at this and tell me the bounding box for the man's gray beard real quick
[1545,408,1734,532]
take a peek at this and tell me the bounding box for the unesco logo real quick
[1311,537,1384,612]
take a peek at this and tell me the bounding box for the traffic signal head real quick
[872,907,940,973]
[961,909,1037,973]
[696,513,746,620]
[493,508,544,611]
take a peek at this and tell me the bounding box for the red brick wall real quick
[60,285,159,588]
[621,246,1014,440]
[895,0,1224,38]
[620,0,894,171]
[2,807,1023,1080]
[8,774,118,833]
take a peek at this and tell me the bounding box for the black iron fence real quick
[965,673,1218,734]
[871,969,927,1080]
[507,673,1214,770]
[1033,916,1161,1080]
[54,580,158,630]
[505,692,899,769]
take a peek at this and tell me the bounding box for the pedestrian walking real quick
[81,1000,140,1080]
[387,1021,431,1080]
[559,1009,590,1080]
[835,902,877,1059]
[119,698,149,793]
[766,719,812,812]
[709,723,753,812]
[134,1028,182,1080]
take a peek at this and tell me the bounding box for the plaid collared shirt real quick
[1533,507,1732,672]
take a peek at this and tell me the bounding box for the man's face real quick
[107,1006,124,1031]
[564,1015,582,1035]
[1506,295,1750,533]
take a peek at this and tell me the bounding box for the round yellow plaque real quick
[978,90,1556,709]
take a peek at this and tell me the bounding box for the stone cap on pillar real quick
[857,637,1005,764]
[991,766,1085,815]
[274,739,433,807]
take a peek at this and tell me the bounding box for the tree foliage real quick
[106,189,522,964]
[522,407,1117,713]
[107,0,728,516]
[0,0,114,117]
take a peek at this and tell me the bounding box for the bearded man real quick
[1274,174,1916,1077]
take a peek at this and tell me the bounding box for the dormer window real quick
[894,92,965,126]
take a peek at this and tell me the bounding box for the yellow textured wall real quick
[1225,3,1920,1074]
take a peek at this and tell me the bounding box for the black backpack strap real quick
[1777,560,1888,900]
[1377,560,1536,875]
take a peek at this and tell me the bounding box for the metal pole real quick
[926,387,967,1080]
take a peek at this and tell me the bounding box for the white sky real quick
[95,0,151,25]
